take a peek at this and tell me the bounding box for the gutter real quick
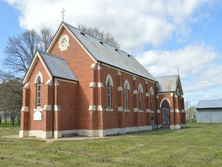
[173,92,175,127]
[155,82,158,129]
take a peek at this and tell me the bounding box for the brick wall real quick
[21,24,185,136]
[28,59,51,131]
[49,28,95,130]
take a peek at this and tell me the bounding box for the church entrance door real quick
[162,107,170,126]
[161,100,170,126]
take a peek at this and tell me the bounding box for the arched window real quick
[124,80,130,109]
[150,87,154,111]
[106,74,113,109]
[138,84,143,110]
[36,76,41,107]
[107,79,111,108]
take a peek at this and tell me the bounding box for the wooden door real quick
[162,107,170,126]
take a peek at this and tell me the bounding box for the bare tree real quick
[39,27,54,51]
[1,27,53,126]
[78,24,120,48]
[4,27,53,76]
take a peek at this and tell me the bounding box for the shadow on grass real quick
[186,126,204,129]
[123,128,178,136]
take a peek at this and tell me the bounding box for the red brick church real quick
[19,22,186,139]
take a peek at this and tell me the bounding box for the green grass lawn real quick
[0,123,222,166]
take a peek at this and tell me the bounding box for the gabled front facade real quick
[156,75,186,129]
[20,22,186,139]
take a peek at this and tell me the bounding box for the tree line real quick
[0,23,119,126]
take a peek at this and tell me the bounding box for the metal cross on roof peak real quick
[60,7,66,22]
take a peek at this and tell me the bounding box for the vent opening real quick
[115,48,118,52]
[100,41,103,44]
[80,32,85,35]
[128,54,131,57]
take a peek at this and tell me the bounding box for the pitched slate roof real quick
[196,99,222,109]
[65,23,156,82]
[156,75,178,92]
[40,52,78,81]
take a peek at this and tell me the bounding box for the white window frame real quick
[106,74,114,109]
[36,76,41,107]
[107,79,112,108]
[124,80,130,110]
[138,84,143,111]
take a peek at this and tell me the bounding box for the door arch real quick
[162,100,170,126]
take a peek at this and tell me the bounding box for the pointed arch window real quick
[124,80,130,109]
[138,84,143,110]
[107,79,111,108]
[106,74,113,109]
[36,76,41,107]
[34,71,43,108]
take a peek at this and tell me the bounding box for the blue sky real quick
[0,0,221,106]
[0,0,22,62]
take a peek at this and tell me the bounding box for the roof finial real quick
[177,68,179,75]
[60,7,66,22]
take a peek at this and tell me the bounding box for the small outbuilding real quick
[196,99,222,123]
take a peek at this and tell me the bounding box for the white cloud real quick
[136,44,222,93]
[4,0,216,51]
[4,0,221,103]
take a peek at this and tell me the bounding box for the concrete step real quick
[62,133,78,138]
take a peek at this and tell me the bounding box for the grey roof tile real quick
[156,75,178,92]
[65,23,156,81]
[40,51,78,81]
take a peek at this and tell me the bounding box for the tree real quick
[0,112,2,124]
[78,24,120,48]
[4,27,53,76]
[0,71,23,126]
[1,27,53,126]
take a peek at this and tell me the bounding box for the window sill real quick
[139,110,143,113]
[124,109,130,112]
[106,108,113,112]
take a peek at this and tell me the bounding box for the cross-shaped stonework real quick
[60,7,66,21]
